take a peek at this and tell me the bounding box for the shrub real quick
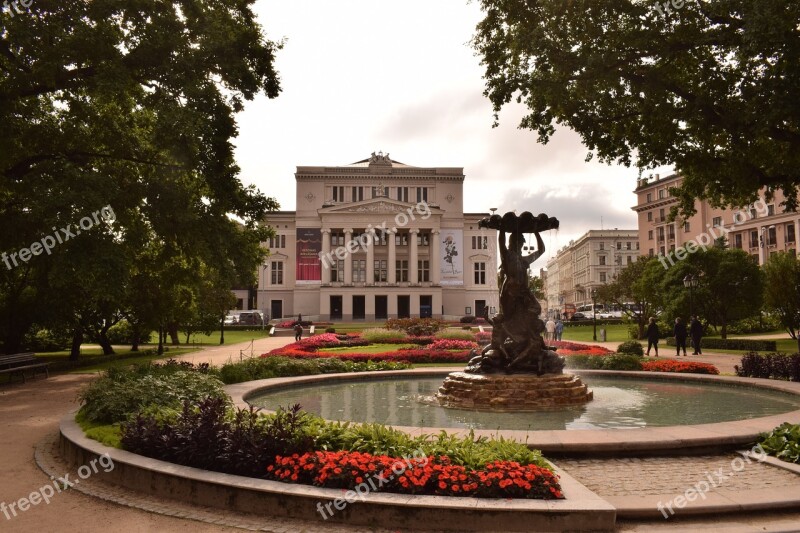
[218,356,410,384]
[727,315,782,335]
[628,325,642,340]
[600,354,643,371]
[361,328,408,343]
[616,341,644,356]
[563,355,606,370]
[460,316,476,323]
[23,327,71,351]
[79,365,227,424]
[735,352,800,381]
[385,318,447,336]
[106,320,152,345]
[325,327,336,333]
[667,338,777,351]
[758,423,800,464]
[641,360,720,374]
[435,329,478,341]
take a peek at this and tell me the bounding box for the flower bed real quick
[427,339,479,351]
[641,360,720,375]
[265,350,472,364]
[266,450,563,499]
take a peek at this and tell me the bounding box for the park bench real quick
[0,352,49,383]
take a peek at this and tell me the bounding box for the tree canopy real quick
[473,0,800,215]
[763,252,800,351]
[1,1,281,355]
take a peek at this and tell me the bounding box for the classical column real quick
[365,228,375,285]
[795,218,800,252]
[758,226,766,265]
[409,229,419,284]
[388,228,397,284]
[321,228,331,284]
[344,228,353,284]
[431,229,441,285]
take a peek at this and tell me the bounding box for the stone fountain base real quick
[436,372,593,411]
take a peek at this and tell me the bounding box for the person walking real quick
[545,318,556,342]
[646,317,659,357]
[555,319,564,341]
[293,323,303,342]
[674,317,688,356]
[690,316,703,355]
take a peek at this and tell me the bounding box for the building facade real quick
[632,174,800,265]
[544,230,639,317]
[256,153,498,321]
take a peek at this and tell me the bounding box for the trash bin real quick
[599,328,607,342]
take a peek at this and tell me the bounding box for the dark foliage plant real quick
[735,352,800,382]
[667,338,777,351]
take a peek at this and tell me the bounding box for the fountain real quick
[436,211,594,411]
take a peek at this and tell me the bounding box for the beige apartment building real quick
[632,174,800,265]
[545,230,639,317]
[256,152,499,321]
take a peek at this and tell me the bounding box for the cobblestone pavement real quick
[554,454,800,497]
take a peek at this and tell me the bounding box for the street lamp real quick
[683,274,699,317]
[591,289,598,341]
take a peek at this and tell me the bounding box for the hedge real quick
[665,338,777,351]
[735,352,800,381]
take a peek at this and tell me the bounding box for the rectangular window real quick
[397,187,409,202]
[271,261,283,285]
[627,256,633,265]
[646,193,652,202]
[331,260,344,282]
[396,260,409,282]
[712,217,722,228]
[768,226,777,246]
[352,186,364,202]
[626,242,632,250]
[395,233,408,246]
[647,212,653,222]
[599,256,606,266]
[734,234,743,249]
[353,259,366,283]
[599,272,607,282]
[684,222,690,232]
[418,260,430,282]
[474,262,486,285]
[657,227,665,241]
[417,233,430,246]
[268,235,286,248]
[373,230,387,246]
[768,204,775,216]
[648,230,653,240]
[787,224,796,243]
[416,187,428,203]
[331,232,345,246]
[332,186,345,202]
[649,248,654,257]
[660,246,666,255]
[658,189,665,199]
[750,208,758,219]
[374,260,387,282]
[599,242,604,250]
[668,226,676,240]
[659,208,665,220]
[616,241,622,250]
[750,230,759,248]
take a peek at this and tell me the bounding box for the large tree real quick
[763,252,800,352]
[596,256,665,339]
[473,0,800,214]
[0,1,280,353]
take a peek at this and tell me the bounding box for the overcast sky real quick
[234,0,672,263]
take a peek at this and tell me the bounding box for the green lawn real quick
[318,343,418,354]
[169,329,274,346]
[560,324,631,343]
[35,346,196,374]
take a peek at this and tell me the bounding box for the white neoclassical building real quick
[257,152,499,321]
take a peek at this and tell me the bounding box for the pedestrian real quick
[690,316,703,355]
[646,317,659,357]
[674,317,688,356]
[293,322,303,342]
[555,319,564,342]
[545,318,556,342]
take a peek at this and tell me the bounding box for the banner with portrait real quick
[296,228,322,283]
[439,229,464,285]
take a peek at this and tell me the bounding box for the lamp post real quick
[591,289,598,341]
[683,274,699,317]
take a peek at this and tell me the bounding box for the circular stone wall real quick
[436,372,592,411]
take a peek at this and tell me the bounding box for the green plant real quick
[616,341,644,356]
[601,354,644,371]
[666,338,777,351]
[217,356,410,385]
[758,423,800,464]
[628,325,642,340]
[385,318,446,336]
[435,330,477,341]
[325,327,336,333]
[361,328,408,343]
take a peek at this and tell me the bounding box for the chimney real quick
[655,173,660,180]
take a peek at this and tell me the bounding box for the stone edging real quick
[59,412,617,532]
[229,368,800,456]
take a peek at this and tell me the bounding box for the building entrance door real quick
[397,295,410,318]
[353,295,366,320]
[475,300,487,319]
[375,296,388,320]
[270,300,283,320]
[330,296,342,320]
[420,295,432,318]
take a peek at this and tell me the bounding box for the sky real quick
[233,0,672,263]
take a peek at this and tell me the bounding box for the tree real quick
[596,256,664,339]
[528,273,545,301]
[763,252,800,352]
[472,0,800,215]
[660,247,763,338]
[0,1,281,354]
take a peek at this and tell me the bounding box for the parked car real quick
[570,312,591,321]
[237,311,264,325]
[223,314,238,326]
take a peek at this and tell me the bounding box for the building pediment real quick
[319,198,444,216]
[266,252,289,261]
[469,253,491,262]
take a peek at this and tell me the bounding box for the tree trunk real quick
[98,325,115,355]
[69,329,83,361]
[168,322,180,345]
[720,319,728,340]
[157,326,164,355]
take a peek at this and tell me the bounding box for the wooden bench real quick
[0,352,49,383]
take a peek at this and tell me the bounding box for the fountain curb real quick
[59,411,616,532]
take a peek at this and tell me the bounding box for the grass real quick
[36,347,196,373]
[318,343,418,354]
[174,329,274,345]
[561,324,631,343]
[75,410,122,448]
